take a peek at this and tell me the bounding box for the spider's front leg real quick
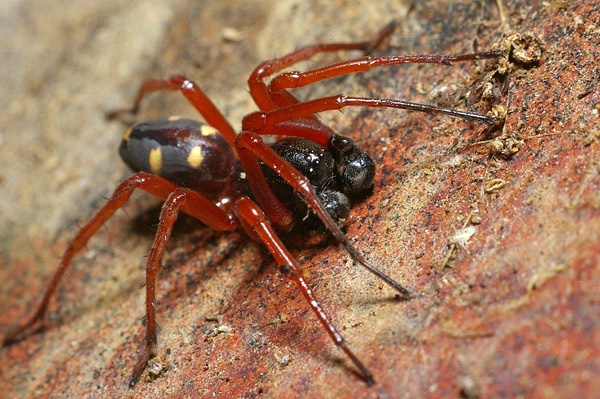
[234,196,376,385]
[243,94,497,132]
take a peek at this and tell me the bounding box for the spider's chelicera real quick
[3,22,500,386]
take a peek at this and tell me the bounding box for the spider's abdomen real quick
[119,117,235,193]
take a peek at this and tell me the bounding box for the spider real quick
[2,22,500,387]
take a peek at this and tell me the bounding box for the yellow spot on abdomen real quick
[200,125,219,136]
[122,127,133,141]
[187,146,204,168]
[149,147,162,174]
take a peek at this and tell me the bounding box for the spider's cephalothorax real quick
[3,21,501,387]
[263,134,375,226]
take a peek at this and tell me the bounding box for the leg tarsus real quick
[2,312,44,346]
[129,342,153,388]
[278,262,376,386]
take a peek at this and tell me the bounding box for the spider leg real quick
[108,76,238,148]
[128,186,236,387]
[2,173,167,345]
[2,173,235,346]
[235,132,411,299]
[267,52,502,95]
[242,94,497,134]
[236,140,295,231]
[234,196,376,385]
[249,21,397,112]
